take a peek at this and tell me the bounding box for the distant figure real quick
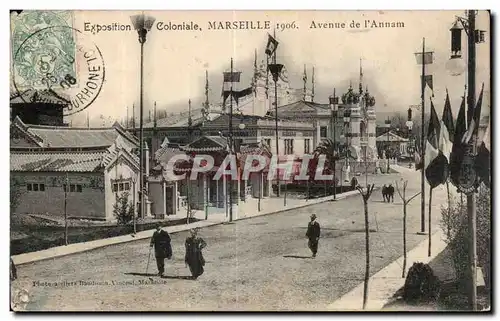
[388,184,395,202]
[306,214,321,258]
[382,184,388,202]
[351,177,359,189]
[150,224,172,277]
[185,228,207,280]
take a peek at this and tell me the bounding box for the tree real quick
[10,177,23,217]
[356,183,375,310]
[395,180,421,278]
[314,138,340,172]
[113,192,135,225]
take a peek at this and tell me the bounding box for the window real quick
[64,184,83,193]
[264,139,271,147]
[113,181,131,192]
[320,126,328,138]
[304,139,311,154]
[27,183,45,192]
[284,139,294,155]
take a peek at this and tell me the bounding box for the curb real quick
[12,188,367,266]
[327,229,448,311]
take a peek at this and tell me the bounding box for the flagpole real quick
[420,37,426,235]
[273,30,280,199]
[229,57,234,223]
[428,186,432,257]
[466,9,477,311]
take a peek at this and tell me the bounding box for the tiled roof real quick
[12,117,139,149]
[155,145,186,165]
[275,100,329,113]
[182,136,229,152]
[11,151,106,172]
[28,127,121,148]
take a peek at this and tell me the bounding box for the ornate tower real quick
[342,83,361,152]
[363,86,377,160]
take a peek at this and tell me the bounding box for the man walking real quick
[150,223,172,277]
[382,184,388,202]
[306,214,321,258]
[388,184,395,203]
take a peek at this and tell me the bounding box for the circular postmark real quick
[12,25,105,116]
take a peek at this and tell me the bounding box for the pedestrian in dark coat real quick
[306,214,321,258]
[382,184,388,202]
[150,224,172,277]
[185,228,207,279]
[388,184,395,202]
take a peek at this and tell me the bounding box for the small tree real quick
[357,183,375,310]
[113,192,134,225]
[395,180,421,278]
[10,177,23,217]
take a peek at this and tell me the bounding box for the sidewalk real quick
[12,173,399,266]
[327,229,448,311]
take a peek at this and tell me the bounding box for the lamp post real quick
[131,175,137,234]
[406,107,414,167]
[130,13,155,220]
[268,63,284,199]
[343,108,351,185]
[329,90,339,200]
[445,10,486,311]
[384,118,391,173]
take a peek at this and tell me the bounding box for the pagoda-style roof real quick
[182,136,229,153]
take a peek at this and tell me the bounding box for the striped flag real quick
[475,118,490,188]
[439,89,454,163]
[265,34,278,57]
[462,83,484,145]
[449,95,467,188]
[425,100,447,189]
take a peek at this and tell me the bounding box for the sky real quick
[10,10,491,126]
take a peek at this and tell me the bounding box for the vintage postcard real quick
[9,10,491,312]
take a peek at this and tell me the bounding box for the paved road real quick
[14,171,446,311]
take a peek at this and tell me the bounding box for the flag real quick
[222,87,253,106]
[449,95,467,188]
[439,90,454,163]
[416,52,434,65]
[425,100,447,188]
[475,119,490,188]
[265,34,278,56]
[421,75,434,92]
[223,71,241,83]
[462,83,484,145]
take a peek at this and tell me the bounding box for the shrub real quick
[403,262,441,304]
[10,177,23,216]
[440,186,491,291]
[113,192,135,225]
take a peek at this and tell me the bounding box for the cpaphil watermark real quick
[165,154,338,181]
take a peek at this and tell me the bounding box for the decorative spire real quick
[204,70,209,110]
[131,103,135,129]
[311,66,315,103]
[359,58,363,95]
[303,64,307,101]
[253,49,258,96]
[153,101,157,128]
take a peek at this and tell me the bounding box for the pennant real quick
[421,75,434,92]
[425,100,447,189]
[475,118,490,188]
[462,83,484,145]
[416,52,434,65]
[303,65,307,83]
[222,87,254,106]
[449,95,467,188]
[265,34,279,56]
[439,90,454,163]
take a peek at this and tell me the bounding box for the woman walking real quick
[185,229,207,280]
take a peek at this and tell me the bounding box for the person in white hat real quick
[306,213,321,258]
